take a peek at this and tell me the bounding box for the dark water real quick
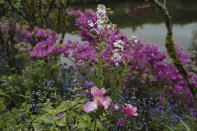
[63,0,197,51]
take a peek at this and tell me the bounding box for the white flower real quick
[113,40,124,51]
[97,4,106,12]
[134,40,138,43]
[131,34,138,43]
[88,20,94,27]
[89,4,114,34]
[111,51,122,66]
[107,24,112,29]
[131,34,137,39]
[112,52,122,61]
[95,4,111,32]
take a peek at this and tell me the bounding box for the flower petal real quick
[133,113,138,116]
[100,88,106,95]
[91,86,105,98]
[84,101,98,113]
[99,96,111,109]
[91,86,100,97]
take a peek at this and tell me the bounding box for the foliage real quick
[66,4,197,110]
[34,96,106,130]
[0,2,197,131]
[164,116,197,131]
[0,59,75,130]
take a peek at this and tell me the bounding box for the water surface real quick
[63,0,197,51]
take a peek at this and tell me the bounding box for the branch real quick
[6,0,26,20]
[0,28,5,50]
[46,0,55,18]
[147,0,172,34]
[147,0,197,110]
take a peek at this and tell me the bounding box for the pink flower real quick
[124,104,138,116]
[84,87,112,113]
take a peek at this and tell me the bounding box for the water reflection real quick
[122,23,197,51]
[64,23,197,51]
[188,25,197,72]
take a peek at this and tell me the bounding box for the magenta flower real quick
[124,104,138,116]
[84,87,112,113]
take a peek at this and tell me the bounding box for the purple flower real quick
[159,96,164,105]
[58,113,64,119]
[0,23,9,33]
[149,97,153,101]
[54,112,64,120]
[117,119,125,127]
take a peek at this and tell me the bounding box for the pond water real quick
[63,0,197,51]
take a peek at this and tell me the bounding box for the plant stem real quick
[94,119,96,131]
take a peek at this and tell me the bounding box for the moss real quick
[165,33,197,108]
[165,33,188,79]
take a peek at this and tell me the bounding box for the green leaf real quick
[0,92,16,102]
[56,120,65,127]
[33,123,42,131]
[162,123,173,131]
[14,0,22,9]
[77,121,88,129]
[82,115,88,121]
[0,0,4,4]
[180,119,191,131]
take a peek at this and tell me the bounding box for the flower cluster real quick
[30,40,69,61]
[0,23,32,43]
[67,5,129,66]
[112,40,124,65]
[67,4,197,106]
[30,27,70,61]
[0,23,71,61]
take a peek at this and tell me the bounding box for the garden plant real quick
[0,0,197,130]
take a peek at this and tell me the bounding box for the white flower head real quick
[95,4,115,32]
[97,4,106,12]
[112,53,122,61]
[89,4,114,35]
[107,24,112,29]
[131,34,138,43]
[113,40,124,51]
[131,34,137,39]
[88,20,94,27]
[111,51,122,66]
[96,5,107,20]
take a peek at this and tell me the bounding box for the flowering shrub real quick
[1,3,197,130]
[0,22,32,43]
[66,4,197,108]
[12,4,195,129]
[0,22,71,65]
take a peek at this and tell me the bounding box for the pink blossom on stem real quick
[84,86,112,113]
[124,104,138,116]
